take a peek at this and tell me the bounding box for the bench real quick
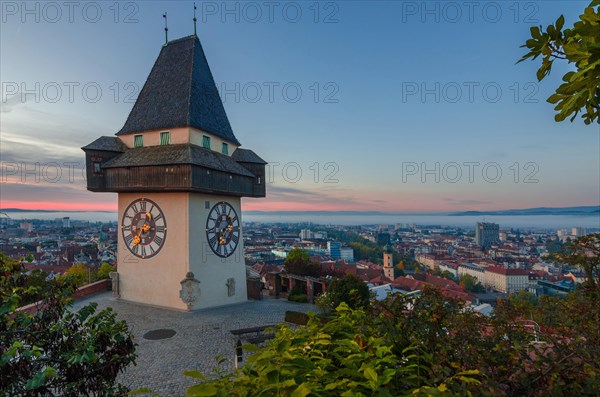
[231,325,276,367]
[230,324,276,336]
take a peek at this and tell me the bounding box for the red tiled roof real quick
[486,266,529,276]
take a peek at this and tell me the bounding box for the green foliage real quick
[432,268,457,281]
[376,232,391,246]
[284,311,309,325]
[286,248,310,264]
[97,262,116,280]
[288,294,309,303]
[545,239,565,254]
[349,241,382,264]
[550,233,600,291]
[62,263,90,287]
[187,286,600,396]
[284,248,322,278]
[316,274,370,313]
[518,0,600,124]
[187,301,481,396]
[288,284,309,303]
[0,253,137,396]
[458,274,485,293]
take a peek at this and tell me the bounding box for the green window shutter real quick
[134,135,143,148]
[222,143,228,155]
[160,132,170,145]
[203,135,211,149]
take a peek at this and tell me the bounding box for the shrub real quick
[288,294,308,303]
[320,274,370,312]
[0,253,137,395]
[96,262,116,280]
[284,310,309,325]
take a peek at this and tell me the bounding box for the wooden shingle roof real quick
[231,148,267,164]
[102,143,255,177]
[81,136,127,152]
[116,35,241,146]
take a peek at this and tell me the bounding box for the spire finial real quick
[163,12,169,46]
[193,3,198,36]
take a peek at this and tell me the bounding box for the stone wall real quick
[17,279,112,315]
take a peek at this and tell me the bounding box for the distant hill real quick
[449,206,600,216]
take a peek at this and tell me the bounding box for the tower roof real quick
[102,143,254,177]
[117,35,241,146]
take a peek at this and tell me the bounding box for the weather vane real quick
[193,3,198,36]
[163,12,169,45]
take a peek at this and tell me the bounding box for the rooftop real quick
[117,35,241,146]
[101,143,255,177]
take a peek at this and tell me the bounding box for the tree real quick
[518,0,600,124]
[545,239,565,254]
[459,274,485,293]
[551,233,600,292]
[284,248,322,278]
[0,253,137,395]
[317,274,370,312]
[97,262,116,280]
[63,263,90,287]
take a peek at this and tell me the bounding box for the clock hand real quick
[133,221,148,246]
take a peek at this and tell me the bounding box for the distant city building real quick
[20,222,33,232]
[557,229,570,242]
[572,227,586,237]
[313,231,327,239]
[458,263,529,293]
[300,229,312,240]
[62,217,71,229]
[475,222,499,248]
[378,224,392,233]
[327,241,341,259]
[271,249,290,259]
[340,246,354,262]
[557,229,568,237]
[498,231,507,242]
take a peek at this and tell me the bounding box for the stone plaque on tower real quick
[82,35,266,310]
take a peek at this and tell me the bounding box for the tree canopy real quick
[284,248,322,278]
[518,0,600,124]
[551,233,600,292]
[0,253,136,396]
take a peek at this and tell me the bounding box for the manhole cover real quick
[143,329,177,340]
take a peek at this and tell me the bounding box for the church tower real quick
[383,244,394,280]
[82,35,266,310]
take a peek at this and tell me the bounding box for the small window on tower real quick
[160,131,170,145]
[93,162,102,174]
[134,135,144,148]
[222,142,228,155]
[202,135,211,149]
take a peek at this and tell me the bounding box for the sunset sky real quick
[1,1,598,213]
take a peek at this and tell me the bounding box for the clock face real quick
[206,201,240,258]
[121,198,167,259]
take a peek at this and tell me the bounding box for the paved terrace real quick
[72,292,316,396]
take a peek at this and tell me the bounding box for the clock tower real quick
[82,35,266,311]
